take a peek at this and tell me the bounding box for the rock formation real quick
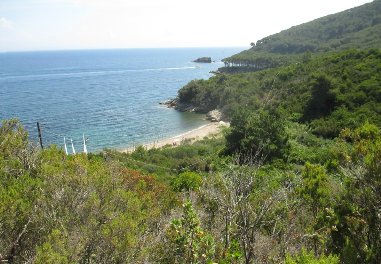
[193,57,212,63]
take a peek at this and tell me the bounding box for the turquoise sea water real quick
[0,48,242,152]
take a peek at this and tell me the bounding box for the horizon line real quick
[0,46,248,54]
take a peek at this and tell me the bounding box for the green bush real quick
[171,171,202,192]
[286,249,339,264]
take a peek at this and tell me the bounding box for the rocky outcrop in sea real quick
[193,57,212,63]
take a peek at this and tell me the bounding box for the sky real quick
[0,0,374,52]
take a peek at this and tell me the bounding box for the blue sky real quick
[0,0,373,52]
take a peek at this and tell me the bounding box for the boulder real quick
[206,109,222,122]
[159,98,177,108]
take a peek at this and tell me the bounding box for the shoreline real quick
[120,121,229,153]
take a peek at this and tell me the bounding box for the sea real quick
[0,48,242,152]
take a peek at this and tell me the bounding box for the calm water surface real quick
[0,48,242,152]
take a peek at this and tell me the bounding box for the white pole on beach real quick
[71,138,76,155]
[83,133,88,154]
[64,137,68,155]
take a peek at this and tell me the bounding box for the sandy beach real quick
[121,121,229,153]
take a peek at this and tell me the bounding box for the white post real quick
[71,138,76,155]
[64,137,68,155]
[83,133,88,154]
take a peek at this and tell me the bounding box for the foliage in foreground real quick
[1,114,381,264]
[285,249,339,264]
[0,119,176,263]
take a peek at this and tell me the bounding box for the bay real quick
[0,48,242,152]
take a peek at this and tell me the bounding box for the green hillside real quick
[179,49,381,138]
[222,0,381,71]
[2,1,381,263]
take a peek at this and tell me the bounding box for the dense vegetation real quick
[179,49,381,138]
[222,0,381,71]
[2,116,381,263]
[2,1,381,263]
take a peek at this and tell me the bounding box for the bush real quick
[171,171,202,192]
[286,249,339,264]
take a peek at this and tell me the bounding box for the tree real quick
[303,74,336,121]
[225,108,289,163]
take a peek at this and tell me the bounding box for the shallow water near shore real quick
[0,48,242,152]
